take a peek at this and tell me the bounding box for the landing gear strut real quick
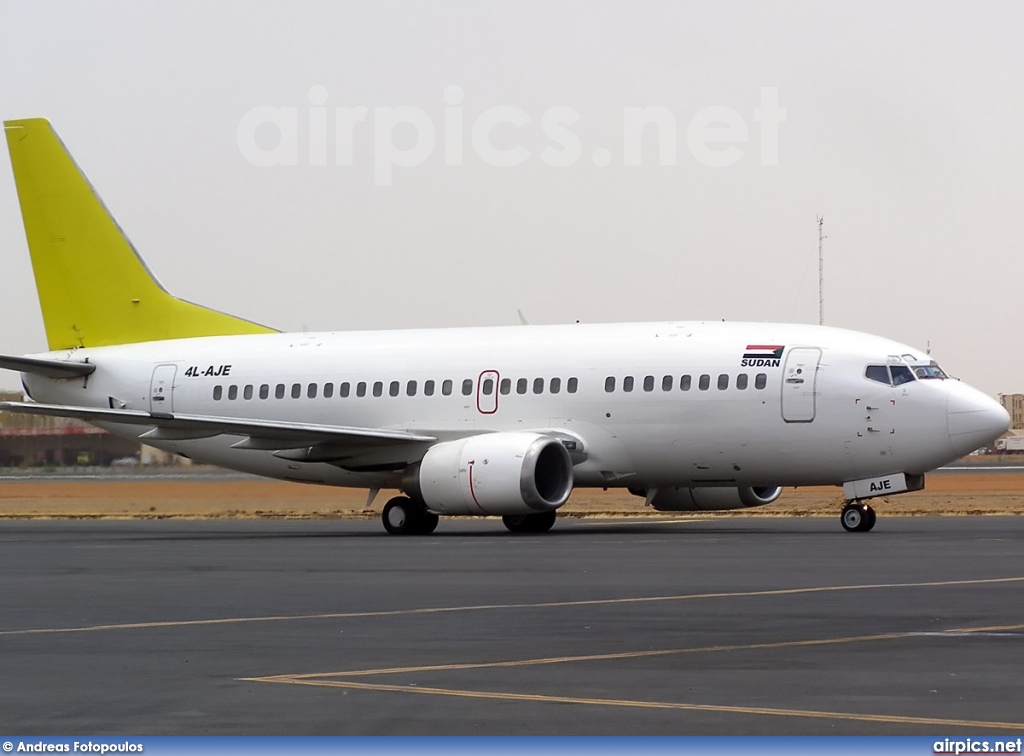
[840,501,876,532]
[382,496,439,535]
[502,511,557,534]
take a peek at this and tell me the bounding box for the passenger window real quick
[356,381,367,398]
[213,385,223,401]
[482,378,494,395]
[323,383,334,399]
[698,374,710,391]
[533,377,544,394]
[373,381,383,397]
[389,381,400,397]
[567,377,578,394]
[441,379,453,396]
[680,375,691,391]
[275,384,285,399]
[550,377,561,394]
[865,365,890,385]
[717,374,729,390]
[291,383,301,399]
[407,380,417,396]
[643,375,654,392]
[339,382,350,398]
[662,375,673,391]
[755,373,767,389]
[890,365,915,386]
[462,379,473,396]
[424,380,435,396]
[243,385,253,400]
[623,376,634,393]
[605,376,615,393]
[259,384,269,400]
[307,383,318,399]
[518,378,528,395]
[228,385,238,400]
[500,378,511,395]
[736,374,748,390]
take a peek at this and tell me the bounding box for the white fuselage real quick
[21,320,1007,492]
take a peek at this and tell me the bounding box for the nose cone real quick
[947,383,1010,457]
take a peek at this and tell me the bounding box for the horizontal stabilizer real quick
[0,354,96,378]
[0,401,436,451]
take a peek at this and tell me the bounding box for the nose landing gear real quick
[840,501,876,532]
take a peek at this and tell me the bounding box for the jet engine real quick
[403,432,574,515]
[643,485,783,512]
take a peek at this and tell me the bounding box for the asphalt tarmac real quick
[1,516,1022,735]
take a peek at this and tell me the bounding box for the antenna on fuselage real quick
[817,215,827,326]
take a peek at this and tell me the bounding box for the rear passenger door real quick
[150,364,177,413]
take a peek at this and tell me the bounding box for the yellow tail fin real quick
[4,118,276,350]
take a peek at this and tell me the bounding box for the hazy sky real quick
[1,1,1022,397]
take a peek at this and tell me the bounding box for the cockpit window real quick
[890,365,915,386]
[865,365,890,384]
[913,361,948,379]
[865,364,917,386]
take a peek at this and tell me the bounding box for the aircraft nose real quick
[947,383,1010,457]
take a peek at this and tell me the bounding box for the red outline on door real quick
[476,370,499,414]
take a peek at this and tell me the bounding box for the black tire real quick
[383,497,438,535]
[864,506,877,532]
[841,502,871,533]
[417,511,439,535]
[502,511,557,534]
[382,497,415,535]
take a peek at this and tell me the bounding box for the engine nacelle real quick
[404,432,574,516]
[645,485,783,512]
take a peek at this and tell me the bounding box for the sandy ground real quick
[0,472,1022,519]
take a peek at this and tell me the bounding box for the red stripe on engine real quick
[468,460,483,511]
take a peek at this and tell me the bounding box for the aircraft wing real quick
[0,401,436,453]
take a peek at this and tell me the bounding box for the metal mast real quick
[817,215,826,326]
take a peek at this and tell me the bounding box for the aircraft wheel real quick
[840,502,872,533]
[383,497,438,535]
[502,511,557,534]
[417,511,439,535]
[382,497,418,535]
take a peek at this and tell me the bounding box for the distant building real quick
[0,390,142,466]
[999,394,1024,430]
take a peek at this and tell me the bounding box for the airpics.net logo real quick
[236,85,786,186]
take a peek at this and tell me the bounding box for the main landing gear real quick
[502,511,557,534]
[382,496,439,535]
[840,501,876,532]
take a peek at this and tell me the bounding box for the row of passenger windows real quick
[211,372,770,402]
[604,372,768,393]
[212,377,580,401]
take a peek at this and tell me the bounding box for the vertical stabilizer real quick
[4,118,276,349]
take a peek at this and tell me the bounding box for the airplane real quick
[0,118,1010,535]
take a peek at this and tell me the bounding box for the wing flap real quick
[0,401,436,450]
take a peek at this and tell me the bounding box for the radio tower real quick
[817,215,826,326]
